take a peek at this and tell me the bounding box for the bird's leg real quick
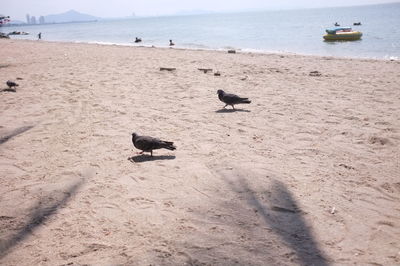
[137,151,144,155]
[223,104,228,109]
[232,105,235,110]
[150,150,153,157]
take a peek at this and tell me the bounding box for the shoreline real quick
[6,38,400,62]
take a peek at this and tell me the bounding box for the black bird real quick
[132,132,176,156]
[135,37,142,43]
[217,89,251,109]
[6,80,19,89]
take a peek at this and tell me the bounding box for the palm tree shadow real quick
[0,179,84,259]
[229,177,328,266]
[128,154,176,163]
[215,108,251,113]
[0,125,34,145]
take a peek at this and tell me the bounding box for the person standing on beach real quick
[38,32,42,40]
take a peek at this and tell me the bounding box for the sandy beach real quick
[0,39,399,265]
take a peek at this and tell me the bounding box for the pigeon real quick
[217,89,251,109]
[132,132,176,156]
[6,80,19,89]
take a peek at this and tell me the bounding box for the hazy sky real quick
[1,0,397,21]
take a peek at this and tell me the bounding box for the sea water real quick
[2,3,400,59]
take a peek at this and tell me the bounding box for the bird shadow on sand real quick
[215,108,251,113]
[1,88,17,93]
[0,125,34,145]
[0,179,84,259]
[128,154,176,163]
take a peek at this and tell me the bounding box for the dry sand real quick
[0,39,399,265]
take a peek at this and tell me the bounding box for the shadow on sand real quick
[227,177,328,266]
[0,125,34,145]
[128,154,176,163]
[215,108,250,113]
[1,88,17,93]
[0,179,84,259]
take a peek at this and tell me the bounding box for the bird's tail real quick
[240,98,251,104]
[162,141,176,150]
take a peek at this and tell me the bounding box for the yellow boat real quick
[323,27,362,41]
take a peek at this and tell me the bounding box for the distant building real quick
[39,16,45,24]
[26,14,30,24]
[30,16,36,24]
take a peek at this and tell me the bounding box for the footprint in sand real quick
[368,136,391,145]
[375,121,391,126]
[129,197,155,205]
[376,220,395,227]
[163,201,174,207]
[380,182,400,194]
[153,248,173,258]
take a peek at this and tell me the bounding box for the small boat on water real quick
[323,27,362,41]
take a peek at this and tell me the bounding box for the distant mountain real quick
[44,10,100,23]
